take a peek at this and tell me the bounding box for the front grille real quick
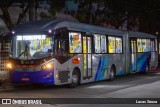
[58,70,70,83]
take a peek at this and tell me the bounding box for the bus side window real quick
[108,36,122,54]
[141,39,147,52]
[101,35,107,53]
[55,31,69,56]
[151,39,156,51]
[155,39,157,51]
[146,39,150,52]
[69,32,82,53]
[137,38,142,52]
[94,34,101,53]
[115,37,122,53]
[108,36,116,53]
[93,34,107,53]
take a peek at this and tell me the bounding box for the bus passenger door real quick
[131,39,137,72]
[83,36,92,79]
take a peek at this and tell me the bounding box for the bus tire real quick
[108,66,116,81]
[68,69,80,88]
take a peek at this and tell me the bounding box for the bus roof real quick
[128,31,156,38]
[13,19,156,38]
[13,19,124,36]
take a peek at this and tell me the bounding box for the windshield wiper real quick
[17,44,30,59]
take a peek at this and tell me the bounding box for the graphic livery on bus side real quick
[5,20,158,87]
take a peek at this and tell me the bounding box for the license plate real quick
[22,78,29,81]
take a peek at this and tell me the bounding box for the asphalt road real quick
[0,72,160,107]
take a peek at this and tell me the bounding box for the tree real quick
[0,0,31,30]
[49,0,65,16]
[77,0,96,24]
[137,0,160,34]
[76,0,160,35]
[28,0,36,21]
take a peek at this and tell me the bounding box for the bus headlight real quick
[41,61,54,70]
[6,62,13,69]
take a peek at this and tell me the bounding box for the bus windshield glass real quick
[12,35,53,59]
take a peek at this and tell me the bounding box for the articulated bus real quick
[5,20,158,87]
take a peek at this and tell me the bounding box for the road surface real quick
[0,71,160,107]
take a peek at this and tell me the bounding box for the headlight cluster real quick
[6,62,13,69]
[41,61,54,70]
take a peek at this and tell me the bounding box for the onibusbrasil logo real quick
[1,99,42,104]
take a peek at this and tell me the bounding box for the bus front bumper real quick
[9,70,54,84]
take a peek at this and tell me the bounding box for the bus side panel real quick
[113,54,126,76]
[93,54,107,81]
[53,58,71,85]
[93,54,126,81]
[133,51,158,72]
[129,52,158,72]
[53,55,83,85]
[136,52,151,72]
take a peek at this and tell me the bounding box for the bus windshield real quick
[11,35,53,59]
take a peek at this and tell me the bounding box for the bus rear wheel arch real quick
[68,67,81,88]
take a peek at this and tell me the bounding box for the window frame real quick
[53,30,69,55]
[107,35,123,54]
[136,38,157,53]
[150,38,157,52]
[101,35,107,53]
[68,30,83,54]
[137,38,143,53]
[68,31,124,54]
[82,34,93,54]
[93,33,108,54]
[130,37,157,53]
[93,34,103,54]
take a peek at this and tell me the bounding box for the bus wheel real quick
[68,69,80,88]
[109,66,116,81]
